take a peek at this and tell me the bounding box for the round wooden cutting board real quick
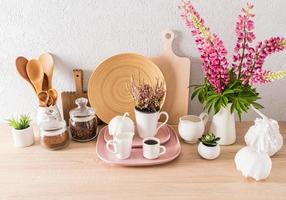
[88,53,166,123]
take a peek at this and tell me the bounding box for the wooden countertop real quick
[0,122,285,200]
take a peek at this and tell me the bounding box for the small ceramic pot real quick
[178,113,208,143]
[12,126,34,148]
[198,142,220,160]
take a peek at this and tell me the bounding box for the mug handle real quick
[155,111,169,133]
[106,140,118,154]
[159,145,166,155]
[199,113,209,125]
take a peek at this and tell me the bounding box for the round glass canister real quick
[69,98,98,142]
[39,109,69,150]
[36,105,62,125]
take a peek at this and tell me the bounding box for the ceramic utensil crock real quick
[178,113,208,143]
[36,105,62,125]
[135,109,169,139]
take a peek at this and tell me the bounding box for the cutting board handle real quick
[163,31,175,54]
[73,69,83,94]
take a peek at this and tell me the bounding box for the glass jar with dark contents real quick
[69,98,98,142]
[39,110,69,150]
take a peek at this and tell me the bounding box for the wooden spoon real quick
[48,89,58,105]
[15,57,36,92]
[26,59,44,94]
[47,95,54,107]
[39,53,54,89]
[38,91,49,107]
[42,74,49,91]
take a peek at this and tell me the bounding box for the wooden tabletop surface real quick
[0,122,285,200]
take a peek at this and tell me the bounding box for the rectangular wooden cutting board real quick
[61,69,88,124]
[150,31,191,125]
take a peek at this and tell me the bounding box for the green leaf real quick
[222,89,234,95]
[222,96,229,106]
[191,88,201,100]
[251,102,264,109]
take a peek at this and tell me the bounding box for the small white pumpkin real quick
[235,146,272,181]
[108,112,134,136]
[245,106,283,156]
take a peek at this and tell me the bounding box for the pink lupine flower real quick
[179,0,229,93]
[179,1,286,90]
[232,3,256,77]
[246,37,286,84]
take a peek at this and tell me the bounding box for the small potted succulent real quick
[8,114,34,147]
[198,133,221,160]
[129,76,168,138]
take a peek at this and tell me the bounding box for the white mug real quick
[178,113,208,143]
[135,109,169,139]
[106,132,134,159]
[143,137,166,159]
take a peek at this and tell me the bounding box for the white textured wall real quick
[0,0,285,122]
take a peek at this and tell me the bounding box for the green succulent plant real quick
[7,114,31,130]
[199,133,220,147]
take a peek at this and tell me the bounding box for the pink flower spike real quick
[232,3,256,77]
[179,0,229,93]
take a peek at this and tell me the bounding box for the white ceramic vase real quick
[134,109,169,139]
[210,104,236,145]
[12,126,34,148]
[198,142,220,160]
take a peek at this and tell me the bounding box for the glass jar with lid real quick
[69,98,98,142]
[39,109,69,150]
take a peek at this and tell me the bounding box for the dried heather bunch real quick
[129,76,166,113]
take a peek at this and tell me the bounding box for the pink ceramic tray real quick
[103,123,171,148]
[96,125,181,166]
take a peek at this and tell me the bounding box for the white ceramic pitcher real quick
[178,113,208,143]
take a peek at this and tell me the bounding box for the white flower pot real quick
[134,109,169,139]
[210,104,236,145]
[12,126,34,148]
[198,142,220,160]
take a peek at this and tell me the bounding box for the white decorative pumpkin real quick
[108,112,134,136]
[235,146,272,181]
[245,106,283,156]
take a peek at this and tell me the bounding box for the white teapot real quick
[108,112,134,136]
